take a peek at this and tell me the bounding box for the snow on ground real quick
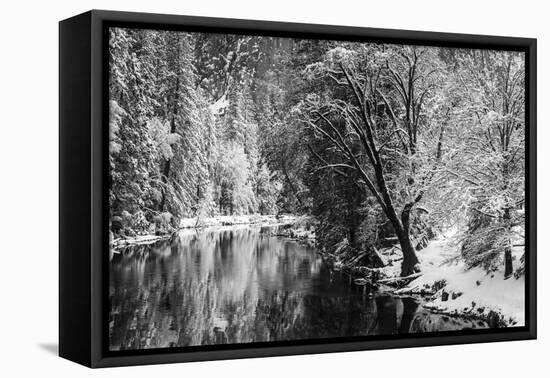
[179,214,297,229]
[112,234,166,248]
[394,237,525,326]
[112,215,300,251]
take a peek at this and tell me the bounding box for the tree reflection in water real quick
[109,227,486,350]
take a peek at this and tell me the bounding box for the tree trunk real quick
[504,244,513,278]
[503,207,513,278]
[502,158,513,278]
[160,76,180,212]
[399,201,421,275]
[160,159,172,211]
[371,154,421,276]
[281,161,304,208]
[383,201,420,277]
[395,225,420,276]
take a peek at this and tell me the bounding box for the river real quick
[109,225,487,350]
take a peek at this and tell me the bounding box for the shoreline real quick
[111,214,302,249]
[344,237,525,327]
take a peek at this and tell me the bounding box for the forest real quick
[108,27,526,283]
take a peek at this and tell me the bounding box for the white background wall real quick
[0,0,545,376]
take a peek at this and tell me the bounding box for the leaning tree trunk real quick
[383,200,420,277]
[399,201,421,276]
[395,229,420,277]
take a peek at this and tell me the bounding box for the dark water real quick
[109,226,486,350]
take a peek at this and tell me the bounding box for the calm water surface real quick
[109,226,486,350]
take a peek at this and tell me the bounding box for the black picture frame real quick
[59,9,537,368]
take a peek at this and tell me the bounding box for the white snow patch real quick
[179,214,297,229]
[209,94,229,115]
[397,237,525,326]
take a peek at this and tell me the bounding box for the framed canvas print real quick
[59,10,537,368]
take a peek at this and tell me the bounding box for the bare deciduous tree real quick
[304,45,446,276]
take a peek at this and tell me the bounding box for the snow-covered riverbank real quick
[178,214,297,228]
[378,237,525,327]
[111,214,300,249]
